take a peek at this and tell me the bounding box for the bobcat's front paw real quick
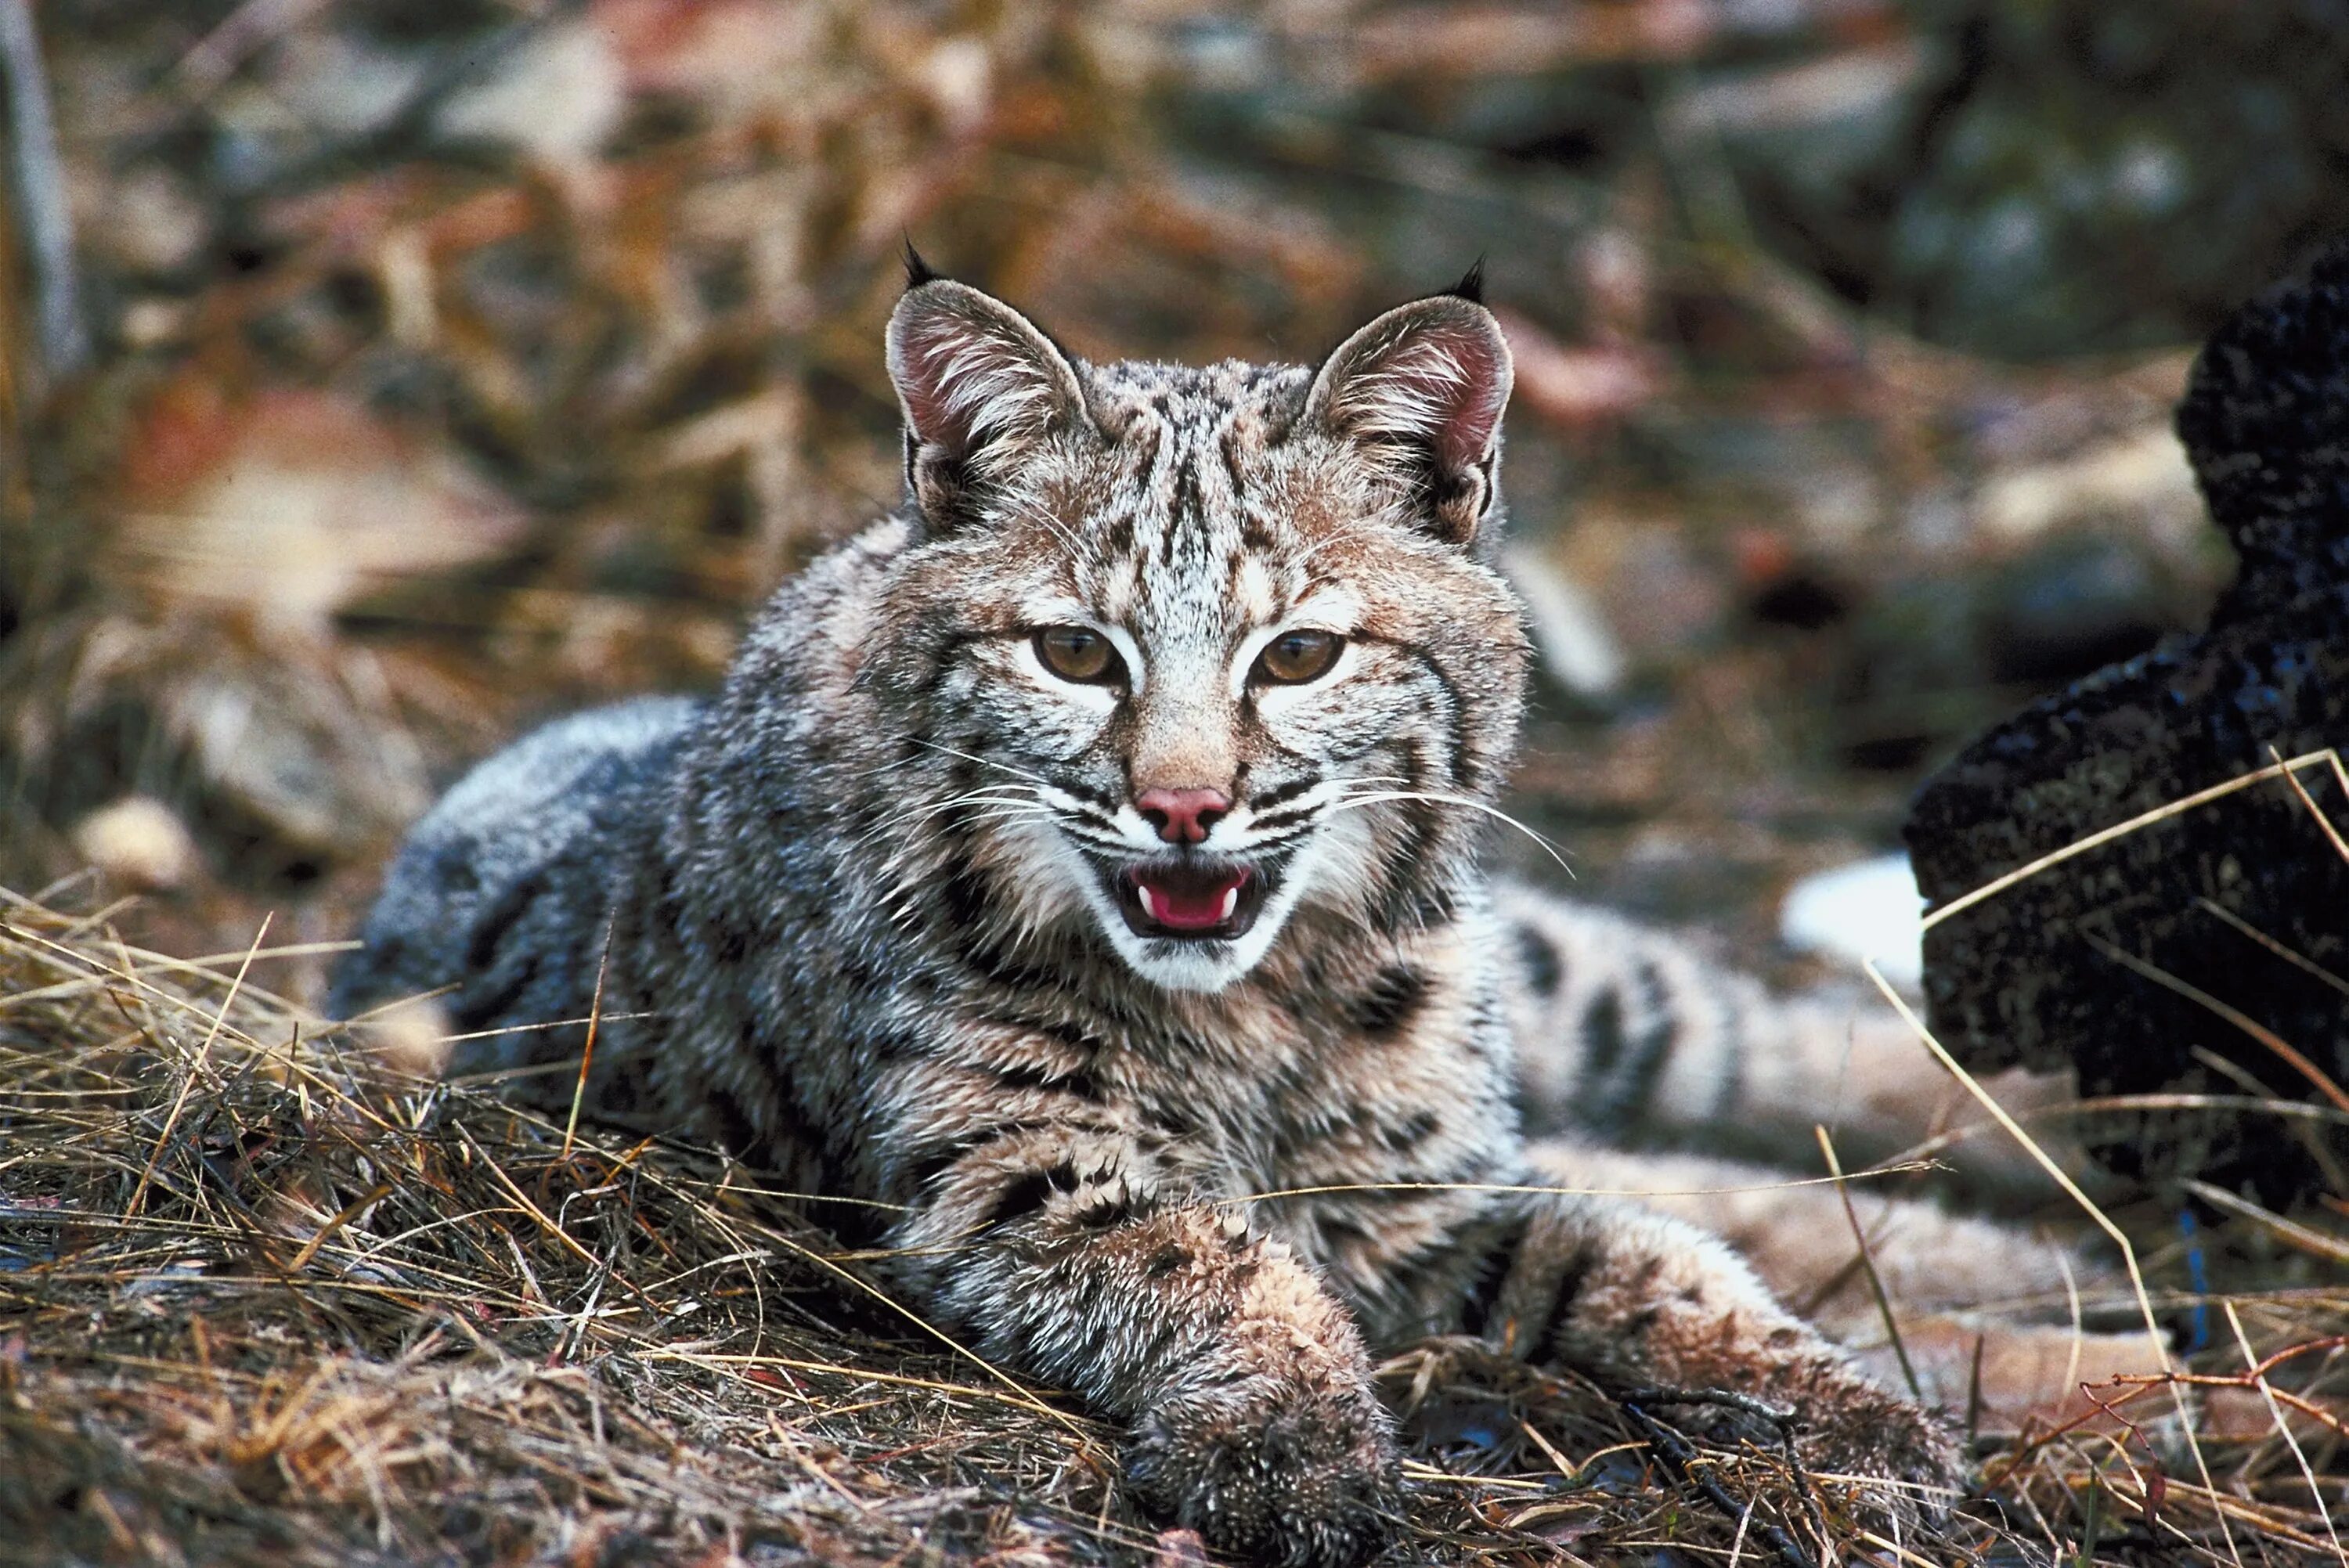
[1126,1368,1401,1568]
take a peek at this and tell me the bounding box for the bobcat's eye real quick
[1254,629,1344,685]
[1034,625,1121,684]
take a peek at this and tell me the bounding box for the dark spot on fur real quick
[1381,1108,1443,1154]
[1146,1244,1189,1279]
[704,1086,763,1157]
[464,871,547,973]
[428,840,481,894]
[1408,651,1473,791]
[940,867,991,928]
[988,1013,1110,1061]
[1250,775,1320,813]
[1708,1006,1748,1123]
[1513,923,1563,998]
[962,941,1065,993]
[1616,959,1680,1123]
[1410,886,1460,931]
[450,950,543,1034]
[1348,964,1430,1040]
[1073,1188,1135,1231]
[902,1144,965,1195]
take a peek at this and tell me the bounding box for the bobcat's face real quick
[868,279,1528,993]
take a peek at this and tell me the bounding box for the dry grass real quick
[2,882,2344,1567]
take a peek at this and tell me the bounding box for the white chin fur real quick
[1106,920,1278,993]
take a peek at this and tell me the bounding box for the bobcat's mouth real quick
[1113,860,1266,942]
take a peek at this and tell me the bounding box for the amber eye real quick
[1034,625,1121,684]
[1254,629,1344,685]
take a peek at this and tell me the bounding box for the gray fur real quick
[337,280,1959,1565]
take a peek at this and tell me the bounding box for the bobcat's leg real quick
[890,1114,1397,1568]
[1553,1141,2173,1436]
[1555,1144,2102,1323]
[1467,1141,1964,1523]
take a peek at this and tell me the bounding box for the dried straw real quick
[2,884,2343,1565]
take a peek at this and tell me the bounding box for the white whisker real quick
[910,738,1055,787]
[851,788,1045,851]
[1324,789,1574,874]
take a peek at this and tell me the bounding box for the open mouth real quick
[1113,860,1268,942]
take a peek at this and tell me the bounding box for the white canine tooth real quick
[1137,885,1160,921]
[1218,886,1238,921]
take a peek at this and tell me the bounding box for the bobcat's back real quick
[330,695,700,1078]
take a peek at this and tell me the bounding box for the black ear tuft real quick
[1442,258,1487,306]
[1303,293,1514,546]
[902,240,944,290]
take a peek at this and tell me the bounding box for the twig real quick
[561,919,615,1161]
[1920,749,2341,931]
[125,914,272,1219]
[258,0,591,194]
[171,0,337,103]
[2271,743,2349,866]
[1814,1124,1921,1400]
[1617,1391,1817,1568]
[2195,896,2349,1000]
[2084,934,2349,1115]
[1862,959,2246,1568]
[2181,1181,2349,1266]
[0,0,85,384]
[2221,1301,2347,1568]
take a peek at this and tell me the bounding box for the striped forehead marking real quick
[1070,372,1307,649]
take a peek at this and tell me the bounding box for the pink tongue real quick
[1138,871,1248,932]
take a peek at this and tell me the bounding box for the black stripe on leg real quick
[1528,1237,1600,1366]
[1460,1209,1532,1339]
[1575,989,1628,1105]
[1612,959,1680,1129]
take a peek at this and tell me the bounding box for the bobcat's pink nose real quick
[1136,787,1232,845]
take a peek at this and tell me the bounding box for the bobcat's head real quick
[863,268,1529,993]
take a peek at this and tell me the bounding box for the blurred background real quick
[3,0,2347,1003]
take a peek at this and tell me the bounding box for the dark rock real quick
[1904,240,2349,1202]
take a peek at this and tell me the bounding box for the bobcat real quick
[337,262,1990,1565]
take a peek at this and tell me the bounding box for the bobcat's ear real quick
[1303,292,1514,545]
[886,279,1088,528]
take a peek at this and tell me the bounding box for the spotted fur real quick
[337,276,1962,1565]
